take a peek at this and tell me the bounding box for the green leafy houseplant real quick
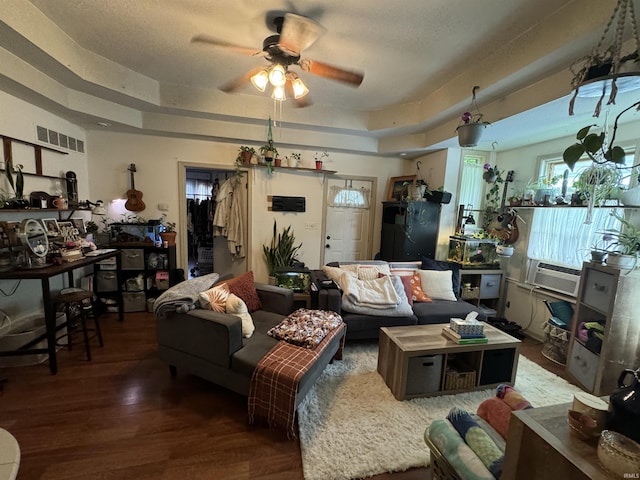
[262,220,302,277]
[236,146,256,165]
[599,211,640,256]
[4,159,24,199]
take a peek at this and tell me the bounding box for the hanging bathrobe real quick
[213,176,245,258]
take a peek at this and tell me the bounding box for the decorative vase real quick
[315,160,323,170]
[456,122,487,147]
[159,231,177,246]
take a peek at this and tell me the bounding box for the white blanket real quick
[341,274,399,309]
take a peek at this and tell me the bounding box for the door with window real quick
[323,178,374,264]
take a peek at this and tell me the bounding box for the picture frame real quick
[386,175,416,201]
[71,218,86,235]
[42,218,59,235]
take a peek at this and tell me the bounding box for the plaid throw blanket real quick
[248,322,345,437]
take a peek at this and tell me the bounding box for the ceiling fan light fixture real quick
[268,64,287,87]
[271,85,286,101]
[250,70,269,92]
[292,77,309,99]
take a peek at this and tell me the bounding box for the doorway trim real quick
[178,161,252,277]
[321,174,377,264]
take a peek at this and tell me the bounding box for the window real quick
[529,149,637,268]
[458,154,485,210]
[328,183,370,209]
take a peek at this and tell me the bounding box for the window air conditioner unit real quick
[526,260,581,297]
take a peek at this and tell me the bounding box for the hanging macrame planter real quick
[456,86,490,147]
[568,0,640,117]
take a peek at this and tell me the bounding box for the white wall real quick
[86,130,405,283]
[0,91,89,320]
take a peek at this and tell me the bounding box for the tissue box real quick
[450,318,484,336]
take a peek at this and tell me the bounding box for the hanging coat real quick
[213,176,245,258]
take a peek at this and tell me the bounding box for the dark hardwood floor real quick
[0,312,575,480]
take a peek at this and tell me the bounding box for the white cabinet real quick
[566,262,640,396]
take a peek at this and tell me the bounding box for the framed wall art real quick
[386,175,416,201]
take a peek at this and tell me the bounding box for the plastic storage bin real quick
[0,312,66,367]
[123,292,146,312]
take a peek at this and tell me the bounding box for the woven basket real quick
[424,433,462,480]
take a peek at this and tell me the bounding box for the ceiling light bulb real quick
[292,77,309,99]
[271,85,286,101]
[251,70,269,92]
[268,64,286,87]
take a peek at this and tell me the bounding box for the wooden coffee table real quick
[377,323,521,400]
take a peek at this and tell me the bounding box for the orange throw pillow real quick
[219,271,263,313]
[410,271,432,303]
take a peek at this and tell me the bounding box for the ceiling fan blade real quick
[279,13,326,55]
[219,66,265,93]
[191,34,261,56]
[300,59,364,87]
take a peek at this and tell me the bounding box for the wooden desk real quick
[503,402,613,479]
[0,250,122,374]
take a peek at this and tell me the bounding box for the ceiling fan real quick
[191,12,364,107]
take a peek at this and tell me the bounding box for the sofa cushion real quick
[379,272,414,306]
[339,311,418,334]
[219,271,262,313]
[410,271,432,303]
[198,283,230,312]
[226,293,254,338]
[421,258,461,297]
[418,270,457,301]
[412,299,485,325]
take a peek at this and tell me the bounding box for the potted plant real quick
[259,142,277,163]
[236,146,256,165]
[4,160,27,208]
[262,220,302,280]
[427,186,452,204]
[159,214,177,246]
[287,152,302,168]
[599,211,640,269]
[456,86,490,148]
[314,150,329,170]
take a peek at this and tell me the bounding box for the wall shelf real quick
[248,164,337,174]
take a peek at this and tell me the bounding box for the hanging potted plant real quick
[456,86,490,148]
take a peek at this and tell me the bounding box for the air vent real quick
[35,125,85,154]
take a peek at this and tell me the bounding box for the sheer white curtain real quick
[458,155,485,210]
[527,207,621,268]
[186,179,213,198]
[328,185,371,209]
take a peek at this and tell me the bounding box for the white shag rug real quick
[298,342,583,480]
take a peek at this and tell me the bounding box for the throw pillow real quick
[226,293,254,338]
[421,257,461,297]
[410,271,432,303]
[379,272,413,306]
[357,264,391,280]
[198,283,230,312]
[418,269,457,301]
[219,271,262,313]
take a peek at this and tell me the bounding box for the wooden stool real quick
[54,290,103,361]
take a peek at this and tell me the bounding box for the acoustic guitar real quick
[488,170,519,244]
[125,163,145,212]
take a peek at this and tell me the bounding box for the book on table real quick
[442,326,488,344]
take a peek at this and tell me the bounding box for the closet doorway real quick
[185,167,247,280]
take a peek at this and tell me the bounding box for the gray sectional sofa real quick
[311,259,486,340]
[156,279,345,407]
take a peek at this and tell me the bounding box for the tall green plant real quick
[262,220,302,277]
[4,159,24,199]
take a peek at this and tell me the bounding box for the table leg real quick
[42,278,57,375]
